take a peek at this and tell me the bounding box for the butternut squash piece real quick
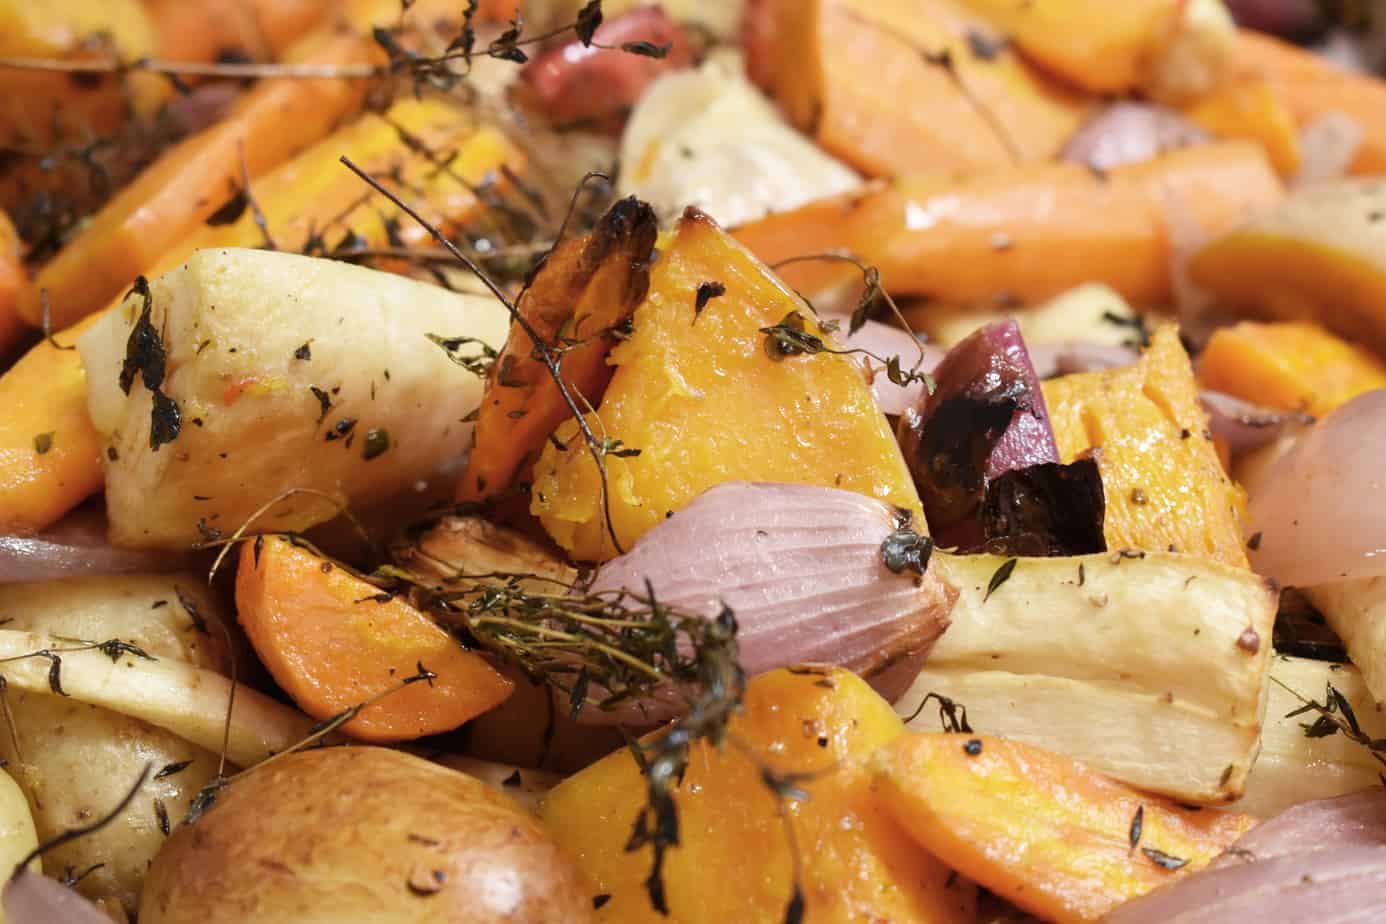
[1189,178,1386,356]
[872,734,1256,924]
[20,24,377,329]
[742,141,1282,306]
[236,536,512,742]
[0,0,167,150]
[0,100,521,535]
[746,0,1088,177]
[0,312,104,533]
[1198,320,1386,417]
[1184,79,1302,177]
[146,0,333,64]
[529,208,921,562]
[542,667,976,924]
[1042,325,1248,567]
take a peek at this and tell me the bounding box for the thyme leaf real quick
[983,558,1018,602]
[427,333,498,377]
[1142,847,1188,871]
[880,527,934,576]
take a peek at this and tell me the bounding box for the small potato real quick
[139,747,594,924]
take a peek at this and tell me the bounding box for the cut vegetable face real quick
[542,666,976,924]
[871,733,1255,924]
[78,248,511,548]
[902,550,1277,802]
[529,207,921,562]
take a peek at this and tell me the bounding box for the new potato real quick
[140,747,593,924]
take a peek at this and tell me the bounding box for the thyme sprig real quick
[1274,675,1386,780]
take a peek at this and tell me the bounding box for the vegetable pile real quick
[1,1,1386,922]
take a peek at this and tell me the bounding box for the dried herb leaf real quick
[32,432,53,455]
[1128,804,1144,850]
[880,527,935,576]
[983,558,1018,602]
[1142,847,1188,870]
[363,428,390,460]
[575,0,603,45]
[155,760,193,780]
[205,189,248,226]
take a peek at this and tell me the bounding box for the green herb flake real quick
[363,428,390,460]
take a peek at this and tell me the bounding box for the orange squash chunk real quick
[529,208,921,562]
[1184,79,1302,177]
[1043,325,1248,567]
[1198,320,1386,418]
[871,733,1256,924]
[541,667,976,924]
[235,536,512,742]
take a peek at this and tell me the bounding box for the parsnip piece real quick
[619,58,860,228]
[0,770,37,876]
[924,283,1141,348]
[1236,655,1386,817]
[0,629,313,769]
[1307,578,1386,703]
[899,551,1277,803]
[1143,0,1238,104]
[78,249,511,548]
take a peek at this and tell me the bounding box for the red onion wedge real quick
[520,6,694,126]
[1062,103,1210,172]
[1104,845,1386,923]
[0,506,202,584]
[1200,390,1313,456]
[580,481,957,724]
[823,314,944,416]
[3,869,112,924]
[1221,788,1386,863]
[1247,388,1386,587]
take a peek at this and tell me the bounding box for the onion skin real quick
[521,6,695,126]
[1222,788,1386,863]
[581,481,956,724]
[3,870,113,924]
[1200,390,1312,456]
[824,315,943,416]
[1061,103,1209,172]
[1247,388,1386,587]
[0,507,201,583]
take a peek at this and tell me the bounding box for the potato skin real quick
[139,746,594,924]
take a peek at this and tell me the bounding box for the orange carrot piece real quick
[235,536,513,743]
[872,733,1257,924]
[146,0,333,63]
[1198,320,1386,418]
[730,189,874,301]
[0,312,104,534]
[1233,30,1386,175]
[455,198,659,503]
[19,25,376,330]
[746,0,1088,177]
[1184,79,1301,177]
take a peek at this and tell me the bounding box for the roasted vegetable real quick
[0,209,22,358]
[872,733,1255,924]
[1189,178,1386,355]
[146,0,334,65]
[911,283,1143,351]
[901,550,1278,802]
[1237,655,1386,817]
[77,249,511,548]
[1043,325,1249,567]
[457,197,659,504]
[1183,78,1302,177]
[1197,320,1386,418]
[746,0,1088,176]
[236,536,513,742]
[741,141,1282,307]
[542,667,976,924]
[529,207,921,562]
[140,747,593,924]
[619,57,861,228]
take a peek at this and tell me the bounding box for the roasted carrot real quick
[146,0,333,64]
[729,189,874,301]
[746,0,1088,177]
[236,536,513,742]
[455,197,659,503]
[0,100,522,535]
[1184,79,1302,177]
[0,209,24,358]
[1198,320,1386,418]
[1233,30,1386,175]
[742,141,1281,306]
[18,23,377,330]
[0,312,104,534]
[872,733,1257,924]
